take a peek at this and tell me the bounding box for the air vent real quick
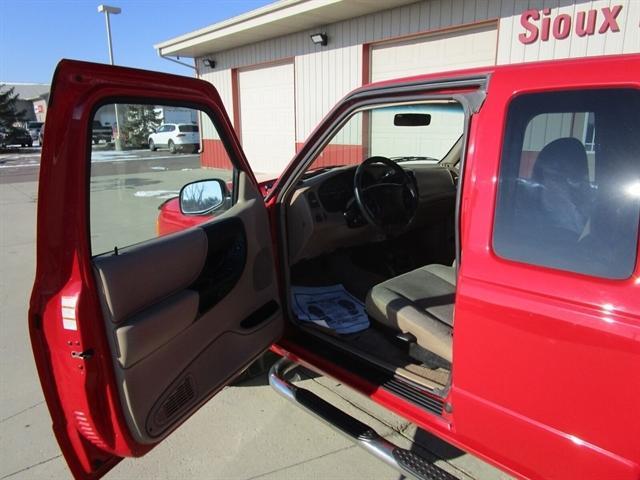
[306,191,320,208]
[449,169,459,186]
[152,376,196,429]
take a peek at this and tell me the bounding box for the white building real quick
[155,0,639,175]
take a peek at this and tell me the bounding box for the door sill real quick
[286,327,447,417]
[301,324,449,393]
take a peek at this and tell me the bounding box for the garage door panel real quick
[239,62,295,175]
[371,23,498,82]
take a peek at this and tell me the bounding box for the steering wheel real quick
[353,156,418,232]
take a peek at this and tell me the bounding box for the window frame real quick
[491,87,640,281]
[306,100,466,170]
[87,99,240,257]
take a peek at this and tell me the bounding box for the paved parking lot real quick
[0,148,508,480]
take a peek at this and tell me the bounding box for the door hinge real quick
[71,349,94,360]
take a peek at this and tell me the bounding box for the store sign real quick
[518,5,623,44]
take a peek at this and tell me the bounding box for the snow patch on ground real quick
[134,190,178,199]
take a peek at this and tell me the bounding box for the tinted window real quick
[494,89,640,279]
[179,124,198,132]
[165,125,175,132]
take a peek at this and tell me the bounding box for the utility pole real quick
[98,4,123,150]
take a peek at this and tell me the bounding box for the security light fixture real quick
[97,4,121,14]
[204,59,216,69]
[310,33,328,46]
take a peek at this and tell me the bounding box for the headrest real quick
[533,137,588,184]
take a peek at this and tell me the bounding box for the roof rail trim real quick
[346,74,490,104]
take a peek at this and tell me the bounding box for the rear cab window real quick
[493,89,640,279]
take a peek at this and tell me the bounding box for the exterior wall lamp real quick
[204,59,216,68]
[310,33,328,46]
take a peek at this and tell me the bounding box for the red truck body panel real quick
[31,54,640,479]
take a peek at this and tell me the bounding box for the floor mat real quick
[292,285,370,334]
[290,252,387,301]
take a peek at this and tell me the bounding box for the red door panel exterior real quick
[29,60,257,479]
[452,55,640,478]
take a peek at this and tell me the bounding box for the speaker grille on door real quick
[149,375,196,434]
[163,376,195,419]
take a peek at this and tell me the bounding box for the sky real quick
[0,0,273,84]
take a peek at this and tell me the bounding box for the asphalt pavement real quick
[0,147,509,479]
[0,146,201,184]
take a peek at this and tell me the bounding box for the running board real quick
[269,358,457,480]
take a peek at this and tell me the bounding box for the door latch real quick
[71,349,94,360]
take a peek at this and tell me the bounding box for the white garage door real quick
[238,61,295,175]
[371,23,497,83]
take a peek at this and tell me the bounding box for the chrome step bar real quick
[269,358,457,480]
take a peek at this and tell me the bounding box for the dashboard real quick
[286,162,458,265]
[317,171,355,212]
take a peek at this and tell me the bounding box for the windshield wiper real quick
[390,156,440,163]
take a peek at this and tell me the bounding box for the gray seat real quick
[365,263,456,362]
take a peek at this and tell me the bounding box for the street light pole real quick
[98,4,123,150]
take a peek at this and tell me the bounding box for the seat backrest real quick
[530,137,590,239]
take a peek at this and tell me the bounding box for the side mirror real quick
[394,113,431,127]
[179,179,227,215]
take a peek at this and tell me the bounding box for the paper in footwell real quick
[291,284,369,334]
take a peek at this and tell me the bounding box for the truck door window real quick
[89,103,235,256]
[493,89,640,279]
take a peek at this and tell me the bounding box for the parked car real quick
[38,123,45,145]
[26,121,44,142]
[91,120,113,144]
[0,127,33,147]
[148,123,199,153]
[30,55,640,480]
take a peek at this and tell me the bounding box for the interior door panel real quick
[113,290,200,369]
[29,60,286,477]
[94,228,208,324]
[94,172,282,443]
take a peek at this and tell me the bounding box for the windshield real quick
[178,124,199,132]
[308,101,464,171]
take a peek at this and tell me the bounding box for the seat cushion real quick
[424,263,456,286]
[365,264,456,362]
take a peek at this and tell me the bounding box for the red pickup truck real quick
[30,54,639,479]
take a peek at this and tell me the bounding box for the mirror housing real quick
[179,179,228,215]
[394,113,431,127]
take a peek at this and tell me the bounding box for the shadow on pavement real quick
[232,351,322,387]
[411,426,465,459]
[89,177,162,191]
[0,146,41,156]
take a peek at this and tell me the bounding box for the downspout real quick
[194,58,203,153]
[157,50,204,153]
